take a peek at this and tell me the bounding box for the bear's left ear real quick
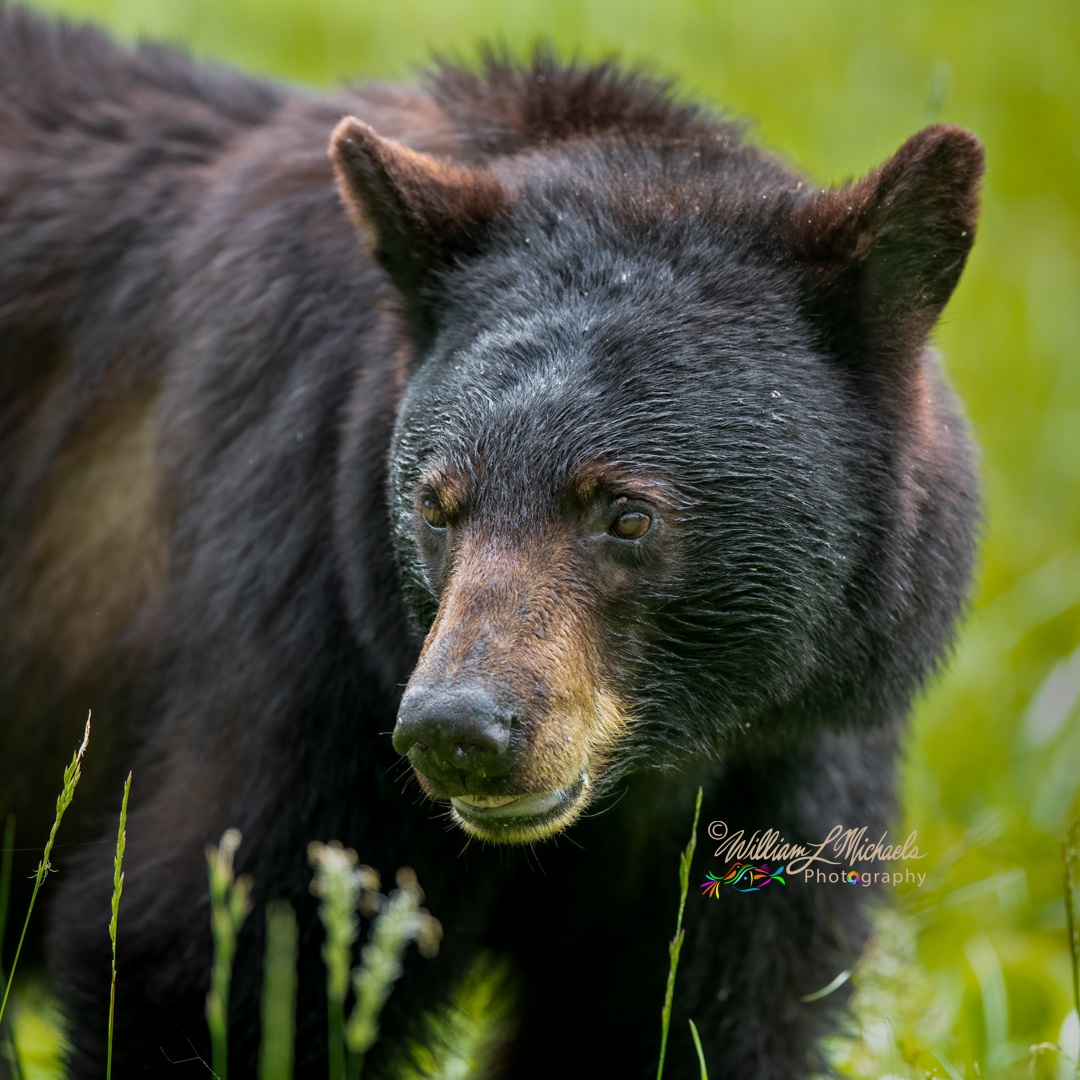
[330,117,512,338]
[787,124,984,363]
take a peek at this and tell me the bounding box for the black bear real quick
[0,7,983,1079]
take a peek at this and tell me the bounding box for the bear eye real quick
[612,510,651,540]
[421,499,447,530]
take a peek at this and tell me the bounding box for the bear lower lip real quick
[452,791,559,816]
[453,794,525,810]
[450,774,588,841]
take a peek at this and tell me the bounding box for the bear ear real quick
[330,118,512,337]
[788,124,984,363]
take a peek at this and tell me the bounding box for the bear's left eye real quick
[612,511,651,540]
[421,500,447,530]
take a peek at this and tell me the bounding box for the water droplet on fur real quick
[771,390,780,398]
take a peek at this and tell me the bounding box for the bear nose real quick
[393,686,517,787]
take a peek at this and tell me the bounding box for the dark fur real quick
[0,8,982,1078]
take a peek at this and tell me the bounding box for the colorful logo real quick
[701,862,786,896]
[843,870,862,884]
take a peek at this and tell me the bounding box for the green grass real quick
[657,788,703,1080]
[1,716,90,1030]
[0,746,450,1080]
[4,0,1080,1075]
[206,829,254,1080]
[260,901,299,1080]
[106,772,130,1080]
[307,841,373,1080]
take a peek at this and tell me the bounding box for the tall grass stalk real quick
[106,772,131,1080]
[309,844,442,1080]
[259,900,298,1080]
[206,828,253,1080]
[657,786,702,1080]
[344,866,442,1080]
[309,842,376,1080]
[0,714,90,1026]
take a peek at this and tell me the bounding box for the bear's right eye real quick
[421,499,447,530]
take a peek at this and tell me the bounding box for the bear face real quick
[330,116,983,844]
[386,250,861,842]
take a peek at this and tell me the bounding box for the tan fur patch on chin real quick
[451,797,588,845]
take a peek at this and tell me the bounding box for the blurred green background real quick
[8,0,1080,1076]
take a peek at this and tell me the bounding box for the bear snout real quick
[394,683,518,792]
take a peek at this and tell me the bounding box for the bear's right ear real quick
[330,118,511,338]
[787,124,984,368]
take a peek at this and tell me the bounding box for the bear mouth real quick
[449,773,588,842]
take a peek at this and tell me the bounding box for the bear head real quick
[329,101,983,844]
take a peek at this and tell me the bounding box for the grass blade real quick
[259,900,298,1080]
[688,1019,709,1080]
[106,772,131,1080]
[0,714,90,1026]
[205,828,253,1080]
[657,786,702,1080]
[309,842,375,1080]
